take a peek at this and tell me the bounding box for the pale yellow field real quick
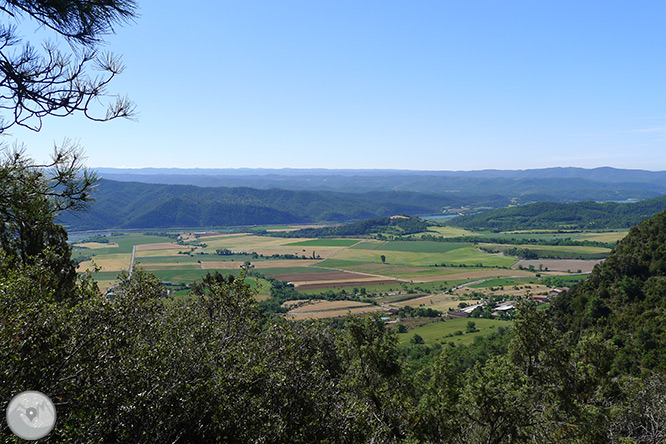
[285,300,385,320]
[453,284,550,299]
[286,306,385,320]
[196,235,346,258]
[199,235,300,250]
[578,231,628,243]
[393,293,461,308]
[201,259,321,270]
[427,299,480,311]
[74,242,119,249]
[425,226,475,237]
[95,280,117,292]
[77,253,131,272]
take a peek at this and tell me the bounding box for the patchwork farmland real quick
[73,223,627,320]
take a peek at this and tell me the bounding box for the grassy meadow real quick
[397,318,512,346]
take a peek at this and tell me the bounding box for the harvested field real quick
[74,242,119,249]
[201,259,321,270]
[285,300,385,320]
[135,242,182,251]
[392,293,461,308]
[428,299,481,312]
[95,280,116,292]
[512,259,603,273]
[577,231,628,243]
[77,254,131,272]
[453,284,550,299]
[426,226,475,237]
[286,306,385,320]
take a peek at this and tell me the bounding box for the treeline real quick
[268,216,430,238]
[479,245,608,261]
[420,233,614,248]
[448,196,666,231]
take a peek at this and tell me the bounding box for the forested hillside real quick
[58,178,666,232]
[448,196,666,231]
[57,179,507,230]
[552,208,666,374]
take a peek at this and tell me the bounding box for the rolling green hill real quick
[448,196,666,231]
[59,179,493,231]
[551,209,666,373]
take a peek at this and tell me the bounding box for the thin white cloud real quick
[629,127,666,134]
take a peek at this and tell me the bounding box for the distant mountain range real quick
[59,167,666,231]
[95,167,666,199]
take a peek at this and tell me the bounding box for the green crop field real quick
[351,241,389,250]
[74,226,587,298]
[321,245,516,268]
[379,241,469,254]
[286,239,360,247]
[398,318,512,346]
[134,255,203,264]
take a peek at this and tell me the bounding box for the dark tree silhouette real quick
[0,0,137,133]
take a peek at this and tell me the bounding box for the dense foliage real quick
[449,196,666,231]
[552,209,666,375]
[5,195,666,441]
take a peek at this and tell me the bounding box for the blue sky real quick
[8,1,666,170]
